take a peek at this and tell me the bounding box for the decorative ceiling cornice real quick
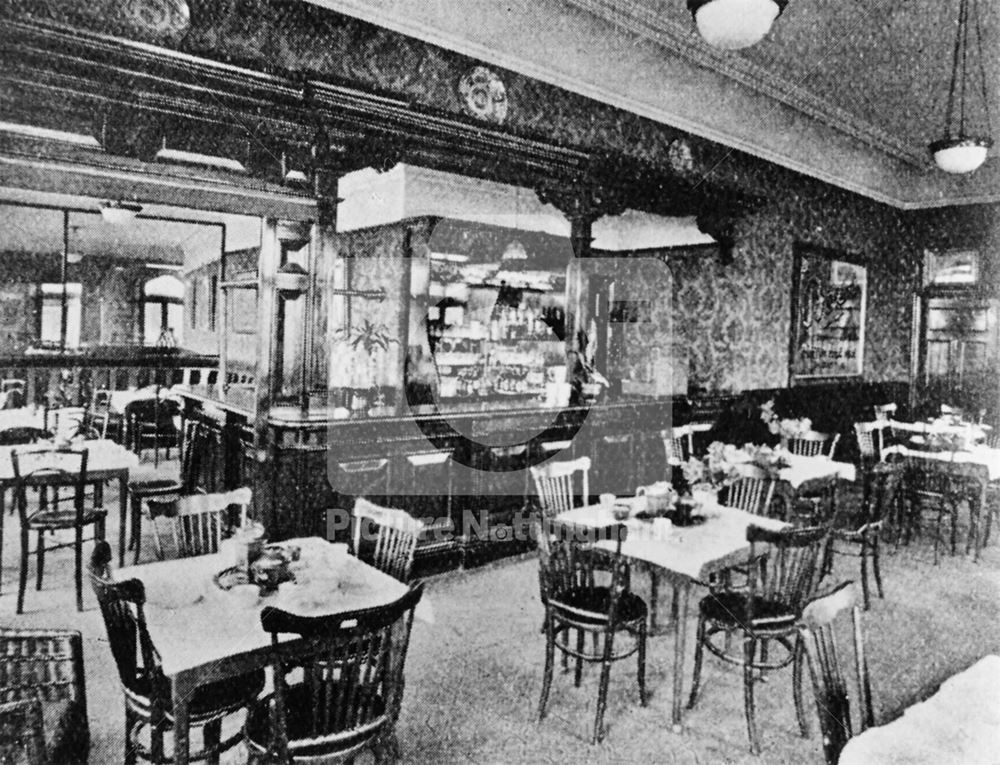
[565,0,927,166]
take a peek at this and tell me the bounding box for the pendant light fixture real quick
[687,0,788,50]
[930,0,993,174]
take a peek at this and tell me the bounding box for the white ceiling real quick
[0,188,261,268]
[308,0,1000,208]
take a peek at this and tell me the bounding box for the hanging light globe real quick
[687,0,787,50]
[930,137,992,174]
[928,0,994,174]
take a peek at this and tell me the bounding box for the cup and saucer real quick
[667,496,707,527]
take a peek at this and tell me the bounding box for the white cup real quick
[599,493,615,511]
[652,517,673,540]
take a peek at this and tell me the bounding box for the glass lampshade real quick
[929,137,992,174]
[690,0,782,50]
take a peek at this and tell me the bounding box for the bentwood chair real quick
[688,524,828,755]
[169,487,252,558]
[824,461,903,609]
[351,498,422,583]
[725,465,778,517]
[797,582,874,765]
[88,389,122,442]
[0,627,90,763]
[898,454,988,563]
[787,431,841,460]
[127,420,204,564]
[536,518,647,744]
[530,456,591,520]
[1,379,27,409]
[11,446,106,613]
[89,541,265,765]
[125,397,182,467]
[244,581,424,764]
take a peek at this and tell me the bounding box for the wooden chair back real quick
[256,581,424,763]
[0,699,46,764]
[661,425,694,465]
[352,498,421,582]
[787,431,840,459]
[87,542,162,702]
[726,465,777,517]
[529,456,591,520]
[854,421,890,461]
[88,390,113,439]
[10,447,89,527]
[798,581,874,765]
[747,524,827,617]
[0,628,89,762]
[171,487,252,558]
[537,518,629,625]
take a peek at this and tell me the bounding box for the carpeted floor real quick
[3,466,999,764]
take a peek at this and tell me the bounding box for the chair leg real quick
[637,623,647,707]
[75,525,84,612]
[687,615,707,709]
[872,537,885,600]
[35,530,45,591]
[538,620,555,722]
[129,493,141,554]
[860,542,871,611]
[743,635,760,755]
[17,529,29,614]
[574,629,584,687]
[204,719,222,765]
[793,637,809,738]
[123,709,138,765]
[592,647,613,744]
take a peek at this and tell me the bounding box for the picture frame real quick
[790,244,867,380]
[924,249,979,286]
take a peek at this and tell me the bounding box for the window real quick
[38,283,82,348]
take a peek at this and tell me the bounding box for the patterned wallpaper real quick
[22,1,997,395]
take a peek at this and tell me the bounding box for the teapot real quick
[636,482,677,513]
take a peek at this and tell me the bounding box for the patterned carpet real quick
[3,472,999,764]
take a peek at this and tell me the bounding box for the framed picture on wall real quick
[924,249,979,286]
[790,243,867,380]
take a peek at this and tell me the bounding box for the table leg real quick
[649,569,660,632]
[118,472,128,567]
[172,674,193,765]
[671,582,691,731]
[0,485,5,596]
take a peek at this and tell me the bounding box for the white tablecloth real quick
[0,438,137,481]
[0,408,45,432]
[840,655,1000,765]
[883,444,1000,482]
[559,501,787,582]
[778,454,856,487]
[118,537,431,677]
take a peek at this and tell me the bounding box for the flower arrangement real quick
[760,399,813,441]
[681,441,743,490]
[681,441,788,492]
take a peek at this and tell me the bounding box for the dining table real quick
[557,499,789,730]
[116,536,432,765]
[0,438,137,593]
[839,654,1000,765]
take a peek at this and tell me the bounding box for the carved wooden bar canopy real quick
[0,6,756,226]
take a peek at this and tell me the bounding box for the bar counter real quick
[178,379,906,575]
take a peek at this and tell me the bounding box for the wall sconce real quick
[100,200,143,224]
[275,262,309,299]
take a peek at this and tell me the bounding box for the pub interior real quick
[0,1,997,763]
